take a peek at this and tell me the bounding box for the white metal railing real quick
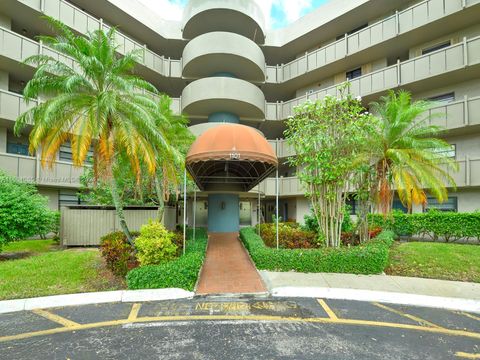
[266,0,475,83]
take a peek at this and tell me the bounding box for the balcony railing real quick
[18,0,182,78]
[266,0,480,83]
[0,152,84,187]
[265,36,480,120]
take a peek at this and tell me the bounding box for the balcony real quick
[181,77,265,120]
[182,32,265,82]
[0,89,37,121]
[17,0,182,78]
[266,0,480,84]
[0,152,83,187]
[266,36,480,121]
[182,0,265,43]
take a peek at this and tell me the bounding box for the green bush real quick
[257,222,317,248]
[0,171,59,251]
[135,221,178,266]
[240,227,394,274]
[303,206,354,234]
[100,231,139,276]
[126,228,207,291]
[369,210,480,242]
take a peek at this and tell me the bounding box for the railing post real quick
[466,155,471,186]
[344,33,348,56]
[464,94,469,125]
[397,58,401,86]
[99,18,103,31]
[395,10,400,35]
[463,36,468,67]
[40,0,45,13]
[143,44,146,64]
[462,0,467,8]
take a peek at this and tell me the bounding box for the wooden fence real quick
[60,206,176,246]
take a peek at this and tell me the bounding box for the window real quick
[424,197,457,212]
[7,142,29,156]
[59,142,94,162]
[428,92,455,103]
[392,199,408,213]
[345,197,357,215]
[432,144,456,159]
[59,190,85,208]
[346,67,362,80]
[422,41,451,55]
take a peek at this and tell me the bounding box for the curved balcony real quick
[182,32,265,82]
[181,77,265,120]
[182,0,265,43]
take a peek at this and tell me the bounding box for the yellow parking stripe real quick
[372,302,443,329]
[2,313,480,343]
[317,299,339,320]
[455,352,480,359]
[128,303,142,322]
[32,309,80,328]
[456,312,480,322]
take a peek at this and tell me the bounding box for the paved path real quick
[261,271,480,300]
[1,296,479,359]
[195,233,266,294]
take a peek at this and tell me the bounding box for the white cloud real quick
[136,0,315,29]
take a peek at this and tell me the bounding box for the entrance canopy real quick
[186,124,277,192]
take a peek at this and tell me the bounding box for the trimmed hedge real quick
[369,211,480,242]
[240,227,394,274]
[126,228,207,291]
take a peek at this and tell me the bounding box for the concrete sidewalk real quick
[260,271,480,300]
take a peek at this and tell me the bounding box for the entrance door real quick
[208,194,239,232]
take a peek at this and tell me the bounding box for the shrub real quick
[369,210,480,243]
[126,228,207,291]
[303,207,354,234]
[135,221,178,266]
[100,231,139,276]
[257,222,317,248]
[0,171,59,252]
[240,227,394,274]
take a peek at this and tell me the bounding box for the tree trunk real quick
[154,175,165,223]
[110,177,134,246]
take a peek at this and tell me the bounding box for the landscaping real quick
[387,241,480,283]
[240,227,394,274]
[126,228,208,291]
[0,240,123,300]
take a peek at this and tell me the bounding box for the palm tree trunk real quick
[154,175,165,223]
[110,177,134,246]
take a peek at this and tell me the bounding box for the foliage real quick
[2,239,55,254]
[387,242,480,283]
[134,221,178,266]
[126,228,207,291]
[0,171,59,251]
[99,231,139,277]
[368,90,458,214]
[15,17,185,245]
[0,249,120,300]
[257,222,317,249]
[302,207,353,234]
[240,227,394,274]
[285,84,377,247]
[369,210,480,243]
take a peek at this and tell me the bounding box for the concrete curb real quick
[0,289,194,315]
[271,286,480,314]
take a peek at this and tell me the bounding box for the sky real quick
[137,0,330,29]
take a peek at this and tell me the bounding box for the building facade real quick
[0,0,479,230]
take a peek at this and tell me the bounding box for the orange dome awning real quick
[186,124,278,191]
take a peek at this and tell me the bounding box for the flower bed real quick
[240,227,394,274]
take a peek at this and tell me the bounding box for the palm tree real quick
[368,90,458,214]
[152,95,194,221]
[14,17,174,245]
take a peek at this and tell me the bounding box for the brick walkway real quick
[196,232,266,295]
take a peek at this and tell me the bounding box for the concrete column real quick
[0,127,7,152]
[0,70,9,91]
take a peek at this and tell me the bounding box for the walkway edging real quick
[271,286,480,314]
[0,289,194,315]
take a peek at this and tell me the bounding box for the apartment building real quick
[0,0,479,231]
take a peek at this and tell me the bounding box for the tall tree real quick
[14,17,175,245]
[285,86,376,247]
[369,90,458,214]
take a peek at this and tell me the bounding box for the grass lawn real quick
[2,239,56,254]
[386,241,480,283]
[0,241,125,300]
